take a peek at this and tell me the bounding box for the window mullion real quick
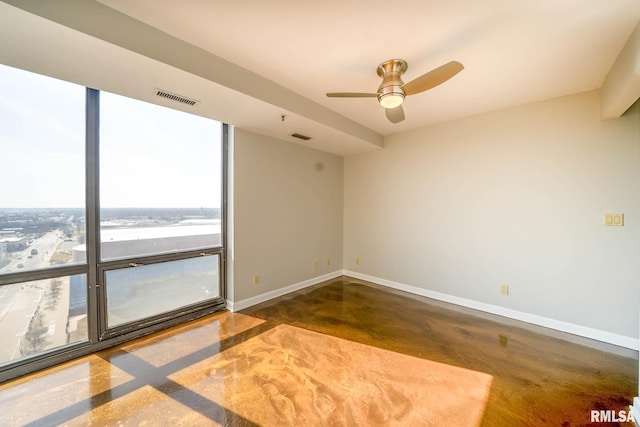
[85,88,101,344]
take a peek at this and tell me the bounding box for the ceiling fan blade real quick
[326,92,378,98]
[385,105,405,123]
[401,61,464,96]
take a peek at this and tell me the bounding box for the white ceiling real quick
[1,1,639,156]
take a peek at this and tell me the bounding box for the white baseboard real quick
[343,270,640,351]
[227,270,343,312]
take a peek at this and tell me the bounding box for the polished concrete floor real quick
[0,276,637,426]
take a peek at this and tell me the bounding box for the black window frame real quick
[0,79,228,383]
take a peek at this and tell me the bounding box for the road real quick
[0,230,64,274]
[0,284,42,363]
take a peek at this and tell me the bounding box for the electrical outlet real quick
[355,257,361,265]
[499,335,508,347]
[604,213,624,226]
[500,284,509,296]
[313,260,318,270]
[326,258,331,266]
[253,275,260,285]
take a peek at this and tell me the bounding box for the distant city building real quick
[0,232,27,252]
[71,222,221,262]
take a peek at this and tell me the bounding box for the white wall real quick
[344,90,640,340]
[232,129,343,303]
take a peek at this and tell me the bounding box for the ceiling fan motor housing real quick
[377,59,407,108]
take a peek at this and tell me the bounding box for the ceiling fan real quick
[326,59,464,123]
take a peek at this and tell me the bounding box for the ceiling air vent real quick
[291,133,311,141]
[155,89,199,106]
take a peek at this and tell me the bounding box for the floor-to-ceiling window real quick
[0,64,226,380]
[0,65,88,367]
[97,91,225,338]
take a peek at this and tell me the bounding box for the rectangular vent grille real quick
[291,133,311,141]
[155,89,198,106]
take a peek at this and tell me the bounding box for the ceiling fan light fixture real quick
[326,58,463,123]
[378,92,404,109]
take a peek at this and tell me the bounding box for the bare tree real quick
[20,311,49,356]
[45,279,62,310]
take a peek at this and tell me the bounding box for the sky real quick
[0,64,223,209]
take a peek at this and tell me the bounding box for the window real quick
[0,64,87,367]
[105,255,220,327]
[0,65,86,272]
[0,64,226,379]
[0,274,87,366]
[98,92,225,335]
[99,92,223,261]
